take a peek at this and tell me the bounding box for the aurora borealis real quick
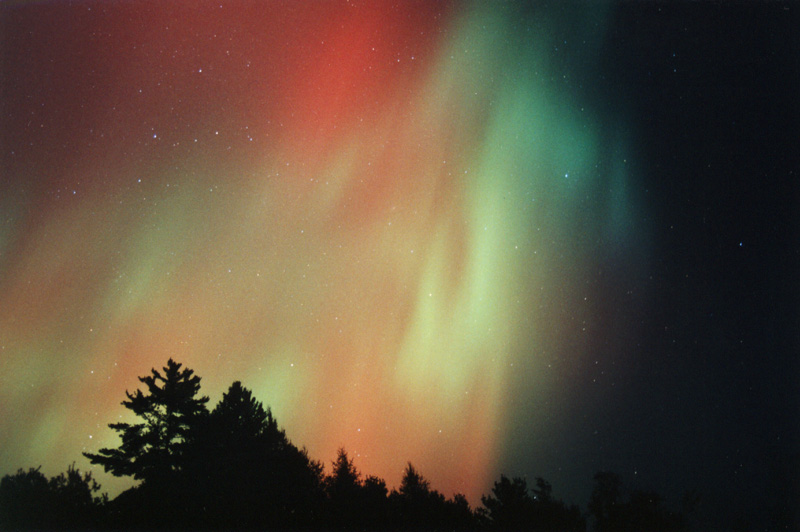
[2,1,798,527]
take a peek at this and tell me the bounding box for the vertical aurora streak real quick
[0,0,643,503]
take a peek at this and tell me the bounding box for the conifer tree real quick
[189,381,325,529]
[83,359,209,484]
[325,448,362,527]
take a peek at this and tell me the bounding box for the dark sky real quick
[1,1,797,530]
[585,2,799,528]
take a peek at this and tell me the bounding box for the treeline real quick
[1,359,692,531]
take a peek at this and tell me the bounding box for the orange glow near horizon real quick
[1,0,635,506]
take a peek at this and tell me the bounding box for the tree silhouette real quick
[0,465,106,530]
[444,492,479,531]
[481,475,531,530]
[532,477,553,502]
[589,471,687,532]
[398,462,430,499]
[3,358,703,531]
[588,471,623,532]
[209,380,276,435]
[391,463,450,529]
[83,359,209,485]
[361,474,391,529]
[47,464,107,528]
[327,447,361,492]
[186,380,325,529]
[481,474,585,532]
[0,467,52,530]
[325,448,363,528]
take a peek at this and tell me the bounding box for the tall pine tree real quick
[83,359,209,484]
[188,381,325,529]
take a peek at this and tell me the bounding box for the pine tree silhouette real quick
[83,359,209,484]
[0,465,106,530]
[186,380,325,529]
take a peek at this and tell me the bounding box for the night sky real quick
[1,1,797,529]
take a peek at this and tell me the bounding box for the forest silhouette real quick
[1,359,694,531]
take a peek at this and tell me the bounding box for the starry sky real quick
[1,1,798,529]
